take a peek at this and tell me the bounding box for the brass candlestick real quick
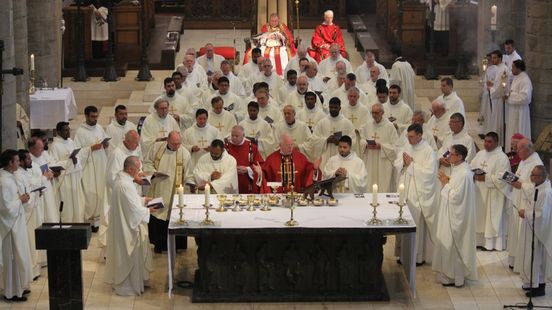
[393,201,409,225]
[201,203,214,225]
[367,203,382,225]
[176,203,188,225]
[285,185,298,226]
[29,69,36,94]
[216,194,227,212]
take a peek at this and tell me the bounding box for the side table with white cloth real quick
[167,193,417,302]
[30,88,78,129]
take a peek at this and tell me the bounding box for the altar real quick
[29,88,78,129]
[167,193,416,302]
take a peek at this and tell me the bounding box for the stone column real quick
[27,0,62,88]
[13,0,29,110]
[526,0,552,138]
[0,0,18,151]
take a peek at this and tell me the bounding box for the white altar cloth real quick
[30,88,77,129]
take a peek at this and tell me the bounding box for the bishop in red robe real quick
[309,10,347,62]
[225,125,265,193]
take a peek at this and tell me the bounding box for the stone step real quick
[129,90,146,103]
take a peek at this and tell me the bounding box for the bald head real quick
[431,99,446,118]
[123,156,141,177]
[230,125,245,145]
[123,130,140,151]
[517,138,534,160]
[279,133,295,155]
[167,131,182,151]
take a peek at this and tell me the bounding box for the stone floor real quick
[2,234,551,309]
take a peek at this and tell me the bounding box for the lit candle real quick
[30,54,35,71]
[398,183,405,205]
[205,183,210,206]
[490,5,497,31]
[372,184,378,205]
[177,184,184,206]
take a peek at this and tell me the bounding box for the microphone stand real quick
[503,188,551,309]
[58,201,64,229]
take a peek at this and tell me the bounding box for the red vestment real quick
[259,149,315,193]
[226,140,264,193]
[308,23,346,62]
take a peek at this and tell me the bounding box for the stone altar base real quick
[191,230,389,302]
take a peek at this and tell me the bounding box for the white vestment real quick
[479,65,497,135]
[255,73,284,104]
[354,62,389,85]
[330,85,370,108]
[30,151,59,223]
[284,89,323,111]
[206,91,246,122]
[323,152,367,193]
[105,171,152,296]
[258,101,283,125]
[312,114,355,168]
[432,162,478,285]
[152,92,194,130]
[143,143,194,221]
[91,6,108,41]
[176,63,208,89]
[193,151,239,194]
[383,100,413,134]
[49,137,85,222]
[274,120,314,160]
[426,112,452,148]
[182,123,220,169]
[197,54,225,74]
[318,56,353,79]
[307,76,326,93]
[341,103,371,131]
[394,140,439,263]
[0,169,33,298]
[74,123,109,226]
[437,91,465,116]
[139,113,180,157]
[278,83,296,106]
[105,119,137,152]
[503,50,522,73]
[438,128,477,168]
[470,148,511,250]
[238,61,259,84]
[16,104,30,150]
[296,106,326,132]
[208,109,237,139]
[390,59,417,110]
[505,71,532,151]
[487,62,508,143]
[360,119,399,192]
[395,124,438,151]
[284,54,315,77]
[223,72,246,97]
[239,117,277,159]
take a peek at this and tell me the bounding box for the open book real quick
[500,171,519,182]
[147,197,164,209]
[69,148,80,159]
[472,168,486,176]
[49,166,65,173]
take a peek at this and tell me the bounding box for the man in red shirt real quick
[309,10,346,62]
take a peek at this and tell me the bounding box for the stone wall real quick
[0,0,18,151]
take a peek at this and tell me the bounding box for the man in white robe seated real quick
[504,60,532,152]
[436,77,465,116]
[206,76,246,122]
[395,111,437,151]
[220,60,246,97]
[173,70,201,99]
[238,47,262,85]
[296,92,326,132]
[176,54,208,89]
[239,101,277,159]
[438,113,476,175]
[355,51,389,85]
[274,105,314,160]
[278,70,297,107]
[140,99,180,157]
[330,73,370,108]
[360,103,399,192]
[318,44,352,80]
[254,59,284,104]
[49,122,85,222]
[0,149,33,302]
[105,156,154,296]
[515,165,552,297]
[312,97,355,168]
[383,84,413,134]
[207,96,237,139]
[390,55,416,110]
[285,76,322,111]
[182,109,221,169]
[305,61,326,93]
[194,139,239,194]
[284,45,315,76]
[255,88,282,125]
[471,132,511,251]
[152,77,194,130]
[426,99,452,148]
[105,105,137,152]
[74,105,109,231]
[323,135,367,193]
[28,137,59,223]
[197,43,225,75]
[394,124,439,265]
[507,139,543,269]
[340,87,371,131]
[143,131,194,252]
[433,144,477,287]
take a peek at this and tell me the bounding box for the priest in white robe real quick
[208,96,237,139]
[49,122,85,222]
[436,78,465,116]
[143,131,194,252]
[140,99,180,157]
[479,54,497,135]
[197,43,224,74]
[394,124,439,264]
[395,111,438,151]
[254,59,284,104]
[323,135,367,193]
[426,100,452,148]
[433,144,477,287]
[221,61,246,98]
[383,85,413,134]
[318,44,353,79]
[284,45,315,76]
[305,62,326,93]
[278,70,297,105]
[296,92,326,132]
[194,140,239,194]
[355,51,389,85]
[508,139,543,269]
[438,113,476,176]
[470,132,511,251]
[515,165,552,297]
[285,76,323,111]
[503,40,522,73]
[205,77,246,122]
[274,105,314,160]
[504,60,532,152]
[330,74,371,108]
[0,149,33,302]
[255,89,282,125]
[105,105,137,152]
[238,48,262,84]
[28,137,59,223]
[176,54,208,89]
[74,106,109,230]
[105,156,153,296]
[360,103,399,192]
[152,77,194,130]
[487,50,508,142]
[312,97,356,168]
[390,56,416,110]
[239,101,277,159]
[182,109,221,169]
[340,87,372,131]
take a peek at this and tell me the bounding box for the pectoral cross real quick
[198,137,208,148]
[305,118,314,128]
[169,105,176,114]
[480,161,488,170]
[371,133,380,141]
[215,122,225,131]
[249,130,257,137]
[159,127,167,137]
[432,127,439,135]
[348,114,358,124]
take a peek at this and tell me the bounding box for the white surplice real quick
[140,113,180,157]
[426,112,452,148]
[436,91,465,116]
[390,59,416,110]
[30,151,59,223]
[296,105,327,132]
[438,128,477,170]
[383,100,413,134]
[322,152,367,193]
[318,56,353,79]
[152,92,194,130]
[354,62,389,85]
[105,119,137,152]
[208,109,237,139]
[239,117,277,159]
[193,151,239,194]
[505,71,532,151]
[182,123,221,169]
[312,114,355,168]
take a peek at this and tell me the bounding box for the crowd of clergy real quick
[1,12,550,302]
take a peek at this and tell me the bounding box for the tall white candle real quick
[177,184,184,206]
[205,183,210,206]
[490,5,497,31]
[398,183,405,205]
[372,184,378,205]
[30,54,35,71]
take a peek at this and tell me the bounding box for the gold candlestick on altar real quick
[367,202,382,225]
[393,202,408,225]
[176,203,188,225]
[285,185,298,226]
[201,203,214,225]
[29,54,36,94]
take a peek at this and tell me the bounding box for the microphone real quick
[59,201,63,228]
[534,188,539,202]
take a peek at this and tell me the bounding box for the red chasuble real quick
[260,149,315,193]
[309,23,347,62]
[225,139,264,193]
[243,23,296,75]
